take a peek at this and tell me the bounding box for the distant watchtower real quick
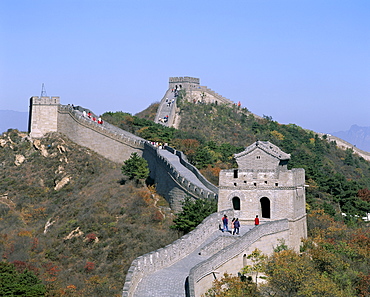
[169,76,200,91]
[218,141,307,249]
[28,96,60,138]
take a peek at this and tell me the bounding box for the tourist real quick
[255,215,259,226]
[83,110,87,117]
[233,218,240,235]
[222,215,229,232]
[231,218,235,234]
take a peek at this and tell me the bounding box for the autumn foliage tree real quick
[262,249,346,297]
[204,273,260,297]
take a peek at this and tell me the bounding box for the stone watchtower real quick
[28,96,60,138]
[218,141,307,249]
[168,76,200,91]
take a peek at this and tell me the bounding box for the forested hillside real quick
[102,97,370,295]
[1,94,370,296]
[0,130,178,296]
[107,96,370,221]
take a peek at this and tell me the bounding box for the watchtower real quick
[218,141,307,249]
[28,96,60,138]
[169,76,200,91]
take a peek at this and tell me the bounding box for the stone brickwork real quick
[29,96,60,138]
[58,105,145,163]
[122,210,235,297]
[189,220,290,297]
[218,140,307,246]
[155,77,235,128]
[169,76,200,90]
[143,143,218,212]
[28,100,218,212]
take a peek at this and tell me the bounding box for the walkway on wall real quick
[158,149,214,193]
[133,226,253,297]
[155,90,176,127]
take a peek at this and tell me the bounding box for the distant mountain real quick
[331,125,370,152]
[0,110,28,133]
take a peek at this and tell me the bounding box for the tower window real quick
[260,197,271,218]
[256,156,261,159]
[232,197,241,210]
[234,169,238,178]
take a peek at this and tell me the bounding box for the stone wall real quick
[188,219,290,297]
[29,96,60,138]
[143,143,218,211]
[57,105,145,163]
[318,132,370,161]
[122,209,235,297]
[57,105,217,211]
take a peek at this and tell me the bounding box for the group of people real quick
[150,141,167,149]
[165,97,175,107]
[221,214,259,235]
[171,86,180,98]
[159,115,169,123]
[82,110,103,125]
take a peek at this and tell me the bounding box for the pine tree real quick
[121,152,149,182]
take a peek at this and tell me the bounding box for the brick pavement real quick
[134,227,252,297]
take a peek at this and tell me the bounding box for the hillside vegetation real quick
[0,130,178,296]
[101,98,370,295]
[2,95,370,296]
[105,97,370,221]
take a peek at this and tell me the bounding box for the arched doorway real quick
[232,197,241,210]
[260,197,270,218]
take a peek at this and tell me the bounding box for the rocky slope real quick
[0,129,177,296]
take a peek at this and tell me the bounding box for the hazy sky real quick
[1,0,369,133]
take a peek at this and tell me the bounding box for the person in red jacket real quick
[254,215,259,226]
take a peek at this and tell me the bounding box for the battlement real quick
[30,96,60,105]
[169,76,200,85]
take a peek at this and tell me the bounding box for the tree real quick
[241,249,267,283]
[204,273,260,297]
[0,262,46,296]
[171,197,217,234]
[121,152,149,182]
[262,249,346,297]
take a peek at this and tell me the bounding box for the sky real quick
[0,0,369,133]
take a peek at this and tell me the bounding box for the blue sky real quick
[0,0,369,133]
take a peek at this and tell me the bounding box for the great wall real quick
[27,77,366,296]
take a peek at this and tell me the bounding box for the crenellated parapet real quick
[143,142,218,211]
[188,219,290,297]
[29,98,218,213]
[57,105,145,163]
[122,210,235,297]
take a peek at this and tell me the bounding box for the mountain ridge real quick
[331,124,370,152]
[0,110,28,133]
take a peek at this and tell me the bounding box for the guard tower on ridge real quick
[218,140,307,250]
